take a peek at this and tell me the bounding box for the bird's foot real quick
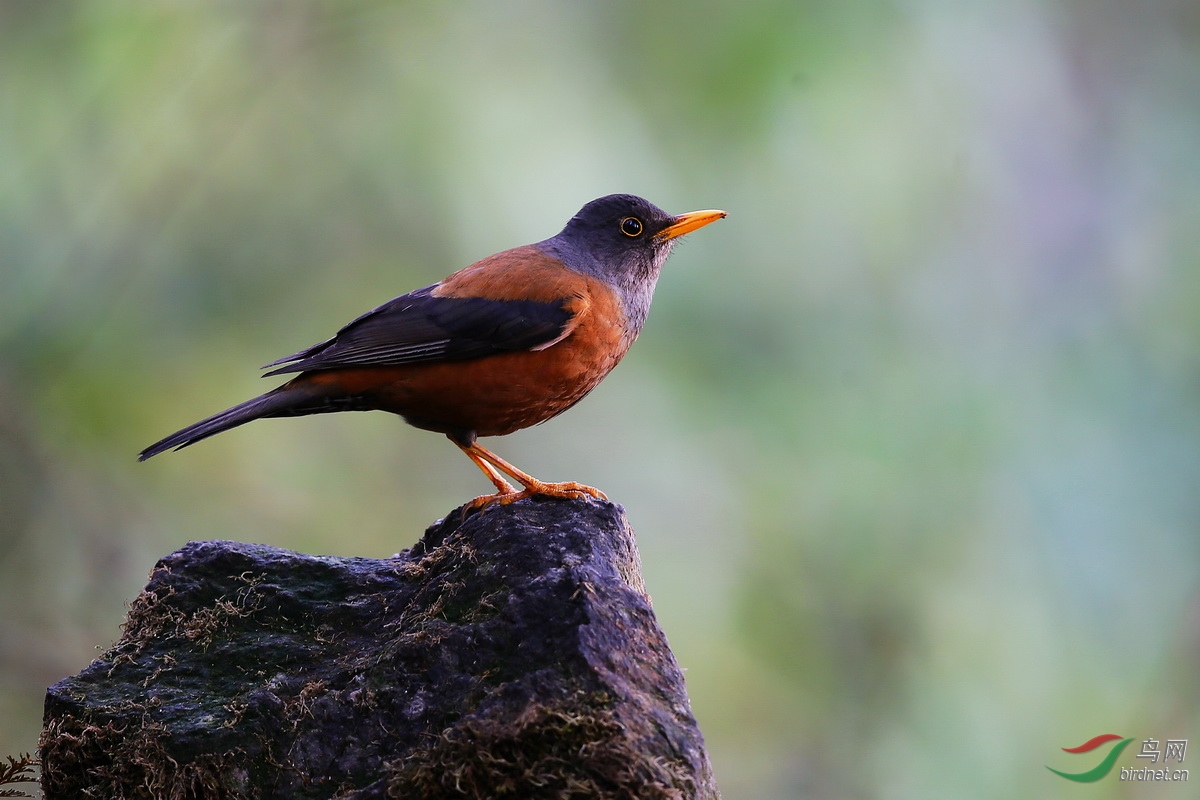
[463,480,607,515]
[523,479,608,503]
[453,439,607,516]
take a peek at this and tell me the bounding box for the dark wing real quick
[262,285,575,376]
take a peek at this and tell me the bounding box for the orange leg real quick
[460,445,518,495]
[452,439,607,512]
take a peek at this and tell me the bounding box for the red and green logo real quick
[1047,734,1135,782]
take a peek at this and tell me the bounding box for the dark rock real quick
[40,499,718,799]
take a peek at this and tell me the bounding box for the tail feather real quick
[138,390,302,461]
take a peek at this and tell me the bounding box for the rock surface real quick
[40,499,718,799]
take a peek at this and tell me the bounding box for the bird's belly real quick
[318,326,630,438]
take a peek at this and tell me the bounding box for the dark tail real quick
[138,389,305,461]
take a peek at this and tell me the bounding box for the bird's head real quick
[540,194,725,331]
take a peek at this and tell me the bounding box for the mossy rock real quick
[41,500,718,800]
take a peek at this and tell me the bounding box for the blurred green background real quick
[3,1,1199,797]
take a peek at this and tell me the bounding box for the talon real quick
[463,492,518,517]
[454,439,608,510]
[524,481,607,502]
[460,481,607,518]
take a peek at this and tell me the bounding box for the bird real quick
[139,194,725,511]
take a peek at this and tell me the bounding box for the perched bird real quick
[140,194,725,510]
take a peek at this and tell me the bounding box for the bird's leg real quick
[470,443,608,502]
[456,441,519,496]
[455,440,607,512]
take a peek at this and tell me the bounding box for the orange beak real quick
[656,209,727,241]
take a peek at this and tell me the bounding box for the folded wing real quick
[262,285,576,376]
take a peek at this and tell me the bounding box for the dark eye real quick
[620,216,643,237]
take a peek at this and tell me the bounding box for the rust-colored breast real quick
[293,248,633,438]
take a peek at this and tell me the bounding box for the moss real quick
[114,568,267,657]
[40,714,254,800]
[386,693,694,800]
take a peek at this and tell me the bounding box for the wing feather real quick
[262,284,578,376]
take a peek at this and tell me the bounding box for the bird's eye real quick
[620,216,644,237]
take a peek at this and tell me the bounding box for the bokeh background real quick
[3,1,1200,797]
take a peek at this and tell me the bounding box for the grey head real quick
[537,194,725,336]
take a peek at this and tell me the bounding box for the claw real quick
[453,438,608,514]
[461,480,607,516]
